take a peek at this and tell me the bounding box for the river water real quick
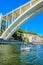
[0,43,43,65]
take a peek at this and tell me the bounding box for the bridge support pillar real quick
[12,12,14,23]
[30,0,32,6]
[6,15,9,28]
[0,13,2,33]
[20,7,22,15]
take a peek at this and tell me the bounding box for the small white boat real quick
[21,46,31,51]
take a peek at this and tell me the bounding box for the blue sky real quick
[0,0,43,36]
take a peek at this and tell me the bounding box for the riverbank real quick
[0,41,43,45]
[0,42,32,44]
[0,29,43,42]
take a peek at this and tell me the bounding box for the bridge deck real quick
[2,0,40,22]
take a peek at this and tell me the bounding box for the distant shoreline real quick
[0,42,43,44]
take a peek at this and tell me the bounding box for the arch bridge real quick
[0,0,43,40]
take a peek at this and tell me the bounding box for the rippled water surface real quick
[0,43,43,65]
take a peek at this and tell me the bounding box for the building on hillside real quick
[22,33,43,42]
